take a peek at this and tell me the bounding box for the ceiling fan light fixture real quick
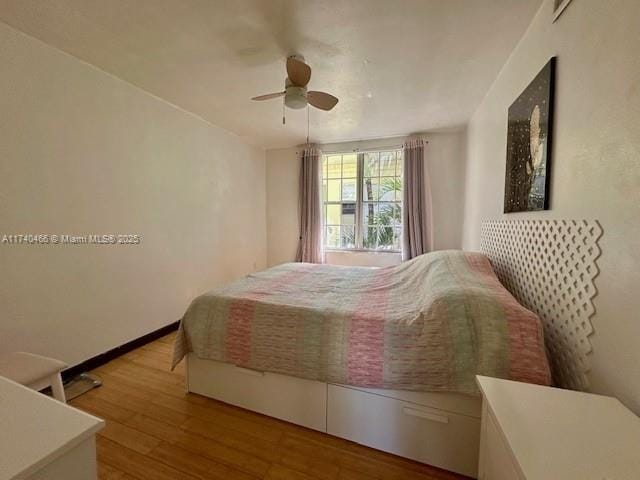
[284,87,308,109]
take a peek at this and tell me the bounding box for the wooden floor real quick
[70,332,467,480]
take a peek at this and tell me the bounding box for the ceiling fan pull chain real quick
[306,105,310,145]
[282,100,286,125]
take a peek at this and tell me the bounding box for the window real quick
[322,149,403,251]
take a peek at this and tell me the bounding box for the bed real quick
[172,250,551,477]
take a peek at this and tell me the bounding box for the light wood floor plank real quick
[161,334,176,343]
[161,396,284,443]
[98,462,137,480]
[122,414,270,477]
[98,366,187,398]
[148,441,258,480]
[85,377,191,426]
[71,333,468,480]
[124,413,187,443]
[265,464,319,480]
[167,428,271,477]
[71,395,137,424]
[99,421,162,455]
[181,416,282,463]
[97,437,199,480]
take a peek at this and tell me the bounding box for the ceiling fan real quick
[251,55,339,112]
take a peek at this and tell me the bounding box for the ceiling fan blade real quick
[307,91,339,111]
[251,91,286,101]
[287,56,311,87]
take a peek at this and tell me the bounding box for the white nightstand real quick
[0,375,104,480]
[476,375,640,480]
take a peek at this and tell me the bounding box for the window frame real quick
[322,149,403,253]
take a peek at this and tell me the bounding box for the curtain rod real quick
[304,141,428,155]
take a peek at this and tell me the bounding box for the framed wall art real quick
[504,57,556,213]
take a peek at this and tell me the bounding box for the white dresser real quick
[0,376,104,480]
[476,375,640,480]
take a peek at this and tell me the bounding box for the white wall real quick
[266,147,300,267]
[462,0,640,412]
[426,132,467,251]
[0,22,267,368]
[266,132,467,267]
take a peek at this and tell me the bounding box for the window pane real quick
[396,151,403,177]
[342,178,356,201]
[326,226,340,248]
[321,179,327,202]
[363,226,378,249]
[393,227,402,250]
[342,154,357,178]
[326,204,341,225]
[362,177,379,202]
[364,152,379,178]
[392,203,402,225]
[327,179,341,201]
[341,225,356,249]
[395,176,403,201]
[376,202,399,227]
[322,157,328,179]
[362,202,378,227]
[379,177,401,201]
[327,155,341,178]
[377,226,394,250]
[380,151,396,176]
[362,203,401,228]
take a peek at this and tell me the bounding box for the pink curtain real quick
[295,146,324,263]
[402,138,433,260]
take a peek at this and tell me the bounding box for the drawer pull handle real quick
[234,366,265,377]
[402,407,449,424]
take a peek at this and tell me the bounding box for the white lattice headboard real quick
[480,219,603,391]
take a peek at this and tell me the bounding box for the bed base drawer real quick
[327,384,481,478]
[187,354,326,432]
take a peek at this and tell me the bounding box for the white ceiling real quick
[0,0,542,149]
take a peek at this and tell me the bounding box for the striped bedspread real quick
[173,250,551,394]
